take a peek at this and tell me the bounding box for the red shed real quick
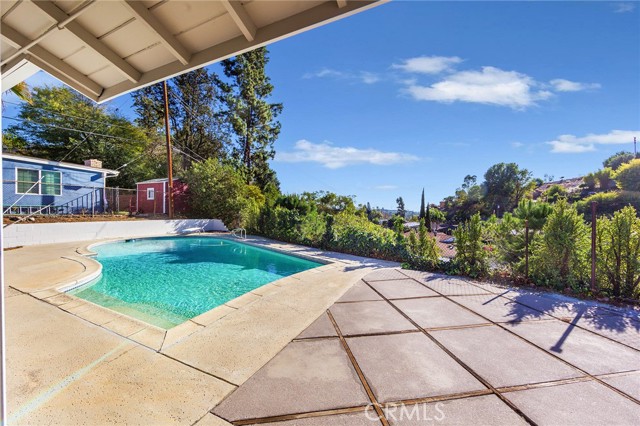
[135,178,189,215]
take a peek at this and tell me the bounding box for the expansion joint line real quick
[394,271,640,407]
[327,309,390,426]
[361,277,538,426]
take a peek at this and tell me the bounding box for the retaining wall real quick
[3,218,227,248]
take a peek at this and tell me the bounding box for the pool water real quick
[69,237,321,328]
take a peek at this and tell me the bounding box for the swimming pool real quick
[69,237,321,328]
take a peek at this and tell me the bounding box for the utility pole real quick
[163,80,174,219]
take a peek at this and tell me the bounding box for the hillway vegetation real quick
[3,50,639,302]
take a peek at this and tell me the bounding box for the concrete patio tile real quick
[128,326,166,351]
[163,320,204,349]
[6,295,132,418]
[502,291,619,320]
[4,287,23,298]
[57,297,88,311]
[392,297,489,329]
[388,394,527,425]
[17,345,235,426]
[251,283,281,297]
[600,372,640,400]
[420,277,491,296]
[451,294,549,323]
[367,279,439,299]
[40,292,75,306]
[225,292,262,309]
[505,320,640,375]
[432,326,582,388]
[337,280,383,302]
[256,412,378,425]
[194,414,234,426]
[364,269,409,281]
[504,380,640,426]
[296,312,337,339]
[29,288,60,299]
[347,333,485,402]
[191,305,237,327]
[574,314,640,350]
[72,303,123,326]
[102,315,147,337]
[330,301,417,336]
[213,340,369,422]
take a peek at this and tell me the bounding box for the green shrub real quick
[594,168,615,190]
[543,184,568,203]
[405,219,440,270]
[577,191,640,217]
[453,213,488,278]
[530,200,590,291]
[613,159,640,192]
[183,159,248,228]
[596,206,640,298]
[583,173,597,190]
[330,213,407,261]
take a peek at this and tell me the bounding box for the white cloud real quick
[303,68,380,84]
[374,185,398,190]
[549,79,601,92]
[276,140,419,169]
[393,56,463,74]
[547,130,639,153]
[614,2,636,13]
[511,142,525,148]
[405,66,553,109]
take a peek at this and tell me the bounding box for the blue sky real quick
[3,1,639,211]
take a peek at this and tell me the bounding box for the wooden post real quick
[163,80,174,219]
[524,219,529,279]
[591,201,597,293]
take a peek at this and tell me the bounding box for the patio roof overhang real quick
[1,0,385,103]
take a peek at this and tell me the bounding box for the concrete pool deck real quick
[4,235,397,425]
[5,236,640,425]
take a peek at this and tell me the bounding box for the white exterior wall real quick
[3,219,227,248]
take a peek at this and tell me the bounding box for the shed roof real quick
[3,153,120,176]
[1,0,384,103]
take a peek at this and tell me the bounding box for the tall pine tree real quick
[218,47,283,190]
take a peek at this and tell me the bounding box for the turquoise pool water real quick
[69,237,321,328]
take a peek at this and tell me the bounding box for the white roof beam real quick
[1,24,103,98]
[30,0,141,83]
[121,0,191,65]
[337,0,348,8]
[221,0,257,42]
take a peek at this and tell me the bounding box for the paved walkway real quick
[210,269,640,426]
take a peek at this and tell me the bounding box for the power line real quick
[2,99,135,132]
[2,115,147,145]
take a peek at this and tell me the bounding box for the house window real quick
[147,188,155,200]
[16,168,62,195]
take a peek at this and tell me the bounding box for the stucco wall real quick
[3,219,228,248]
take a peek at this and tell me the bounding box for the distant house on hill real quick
[135,178,189,215]
[2,154,119,215]
[533,177,585,199]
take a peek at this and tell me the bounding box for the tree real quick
[583,173,597,190]
[530,200,589,290]
[596,206,640,298]
[425,203,431,231]
[429,207,446,231]
[613,159,640,192]
[419,188,426,220]
[132,69,230,169]
[454,213,488,277]
[182,158,248,228]
[543,184,568,203]
[483,162,533,214]
[396,196,406,218]
[218,47,283,190]
[604,151,636,170]
[3,86,153,187]
[594,168,615,190]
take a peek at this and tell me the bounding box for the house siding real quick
[3,157,107,214]
[136,179,189,215]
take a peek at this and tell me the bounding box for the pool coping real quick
[21,233,367,352]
